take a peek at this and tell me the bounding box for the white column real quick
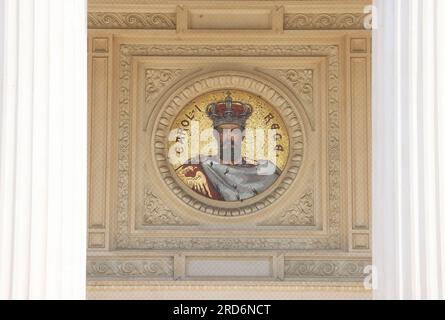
[373,0,445,299]
[0,0,87,300]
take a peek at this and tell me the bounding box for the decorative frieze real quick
[87,12,368,31]
[87,258,174,279]
[88,12,176,29]
[115,236,340,251]
[284,260,370,280]
[284,13,367,30]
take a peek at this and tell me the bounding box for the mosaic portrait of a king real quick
[169,90,290,202]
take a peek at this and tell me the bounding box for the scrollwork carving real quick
[284,260,369,279]
[88,12,176,29]
[145,69,184,103]
[87,259,174,278]
[278,69,313,103]
[284,13,366,30]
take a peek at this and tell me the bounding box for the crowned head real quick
[206,92,253,131]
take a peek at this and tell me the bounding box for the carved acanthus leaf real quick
[278,69,313,103]
[145,69,183,103]
[143,189,186,225]
[275,69,314,128]
[260,189,315,226]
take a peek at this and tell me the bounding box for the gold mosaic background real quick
[169,89,290,171]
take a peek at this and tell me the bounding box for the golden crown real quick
[206,93,253,129]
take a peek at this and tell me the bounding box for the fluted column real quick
[373,0,445,299]
[0,0,87,299]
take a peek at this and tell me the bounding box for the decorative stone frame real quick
[114,43,340,252]
[87,0,372,289]
[152,71,306,217]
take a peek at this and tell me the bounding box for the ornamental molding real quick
[115,236,341,251]
[115,44,341,251]
[88,12,176,29]
[284,260,370,279]
[284,13,367,30]
[86,257,369,282]
[87,11,368,31]
[87,259,174,279]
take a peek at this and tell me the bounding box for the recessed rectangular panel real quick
[351,57,370,230]
[89,57,108,229]
[189,9,272,30]
[185,257,273,278]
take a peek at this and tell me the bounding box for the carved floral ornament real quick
[151,72,306,217]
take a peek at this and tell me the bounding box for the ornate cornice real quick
[88,12,176,29]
